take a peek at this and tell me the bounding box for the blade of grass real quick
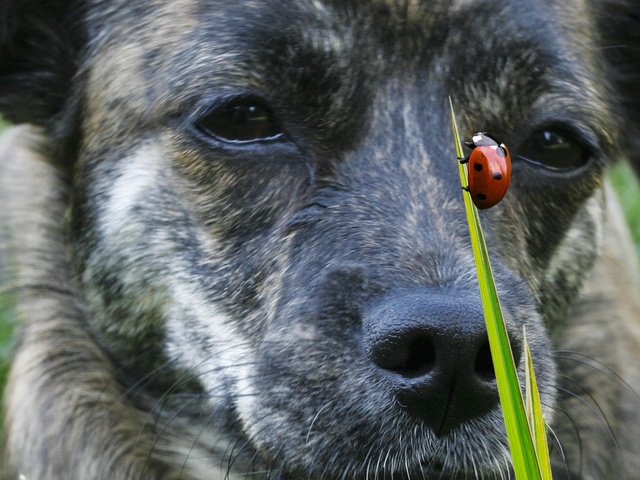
[449,97,545,480]
[524,327,553,479]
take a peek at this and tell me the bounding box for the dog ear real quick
[0,0,86,128]
[593,0,640,175]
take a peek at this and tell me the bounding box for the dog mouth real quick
[271,456,511,480]
[235,402,512,480]
[269,458,509,480]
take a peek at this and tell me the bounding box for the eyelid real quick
[516,125,593,171]
[187,94,287,147]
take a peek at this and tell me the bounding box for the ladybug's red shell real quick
[467,144,511,209]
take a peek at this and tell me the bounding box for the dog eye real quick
[196,100,284,144]
[517,127,590,170]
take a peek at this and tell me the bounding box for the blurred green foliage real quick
[610,161,640,251]
[0,291,15,399]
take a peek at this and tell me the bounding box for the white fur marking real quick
[165,282,257,418]
[100,144,162,240]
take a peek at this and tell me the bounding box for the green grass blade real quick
[449,97,544,480]
[524,327,553,479]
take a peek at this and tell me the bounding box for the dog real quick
[1,0,640,478]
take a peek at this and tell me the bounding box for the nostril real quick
[363,290,507,432]
[474,341,495,381]
[393,337,436,377]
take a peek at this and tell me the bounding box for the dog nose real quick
[362,290,519,436]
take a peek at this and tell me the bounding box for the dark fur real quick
[1,1,640,479]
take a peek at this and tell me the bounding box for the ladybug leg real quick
[464,140,475,148]
[462,186,470,192]
[458,155,470,164]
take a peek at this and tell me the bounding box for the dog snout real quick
[363,289,522,436]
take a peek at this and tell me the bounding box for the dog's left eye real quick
[196,100,284,144]
[517,127,591,170]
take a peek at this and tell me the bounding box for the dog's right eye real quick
[196,100,284,144]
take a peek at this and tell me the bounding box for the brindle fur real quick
[1,1,639,479]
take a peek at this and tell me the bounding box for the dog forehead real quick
[84,0,605,147]
[88,0,521,90]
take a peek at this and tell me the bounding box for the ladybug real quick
[460,132,511,209]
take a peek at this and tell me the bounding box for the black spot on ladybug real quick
[493,172,503,180]
[476,193,487,200]
[474,163,483,171]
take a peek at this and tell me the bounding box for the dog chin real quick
[248,411,512,479]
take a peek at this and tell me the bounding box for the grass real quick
[450,98,549,479]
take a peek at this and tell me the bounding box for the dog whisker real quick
[554,350,640,400]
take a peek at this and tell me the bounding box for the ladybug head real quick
[468,132,501,148]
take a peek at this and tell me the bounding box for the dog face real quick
[71,1,607,475]
[1,0,639,478]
